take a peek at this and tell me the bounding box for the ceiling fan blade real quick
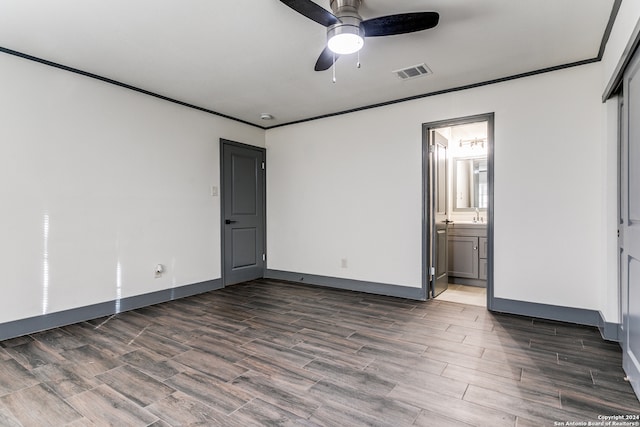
[280,0,340,27]
[314,47,339,71]
[361,12,439,37]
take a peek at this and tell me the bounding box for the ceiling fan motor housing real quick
[328,0,363,44]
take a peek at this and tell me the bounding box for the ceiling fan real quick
[280,0,439,71]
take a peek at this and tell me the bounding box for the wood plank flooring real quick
[0,279,638,426]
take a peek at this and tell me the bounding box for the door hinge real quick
[261,162,265,170]
[430,266,435,278]
[262,253,266,262]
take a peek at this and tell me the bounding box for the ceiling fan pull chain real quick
[332,51,337,83]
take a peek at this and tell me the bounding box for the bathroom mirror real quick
[453,157,488,210]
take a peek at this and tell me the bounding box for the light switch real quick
[210,186,218,197]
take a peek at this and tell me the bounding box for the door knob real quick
[225,219,237,224]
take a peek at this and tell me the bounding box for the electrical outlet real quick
[155,264,164,278]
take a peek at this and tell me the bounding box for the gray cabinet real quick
[448,236,479,278]
[448,224,487,286]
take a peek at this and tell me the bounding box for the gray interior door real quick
[221,140,265,286]
[621,49,640,399]
[430,130,449,297]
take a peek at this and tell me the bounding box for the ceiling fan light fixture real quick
[327,24,363,55]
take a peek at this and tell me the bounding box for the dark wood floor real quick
[0,279,638,426]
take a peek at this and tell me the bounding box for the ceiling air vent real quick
[393,63,432,81]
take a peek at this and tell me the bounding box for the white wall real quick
[266,63,608,314]
[0,53,264,324]
[266,111,422,287]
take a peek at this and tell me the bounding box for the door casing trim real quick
[421,113,495,308]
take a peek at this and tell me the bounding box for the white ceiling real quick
[0,0,615,128]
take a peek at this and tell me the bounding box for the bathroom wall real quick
[443,123,489,223]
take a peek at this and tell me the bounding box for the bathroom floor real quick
[437,284,486,306]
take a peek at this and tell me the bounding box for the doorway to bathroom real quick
[422,113,494,309]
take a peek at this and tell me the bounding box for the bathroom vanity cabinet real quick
[447,223,487,287]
